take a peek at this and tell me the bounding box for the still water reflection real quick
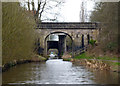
[2,59,119,84]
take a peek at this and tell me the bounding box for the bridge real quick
[36,22,100,58]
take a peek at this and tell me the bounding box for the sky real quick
[59,0,95,22]
[20,0,95,22]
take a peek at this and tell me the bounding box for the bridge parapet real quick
[37,22,100,29]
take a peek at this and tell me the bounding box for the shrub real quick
[106,42,117,51]
[2,2,36,65]
[89,39,96,46]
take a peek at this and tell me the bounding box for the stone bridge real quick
[36,22,100,58]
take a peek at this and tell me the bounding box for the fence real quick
[74,46,88,56]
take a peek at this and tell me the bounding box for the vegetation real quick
[96,56,118,61]
[73,53,120,70]
[74,53,118,61]
[26,0,65,22]
[90,2,119,56]
[74,53,93,59]
[63,58,71,61]
[89,39,96,46]
[114,62,120,66]
[2,2,36,65]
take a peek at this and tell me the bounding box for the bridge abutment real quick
[58,35,66,58]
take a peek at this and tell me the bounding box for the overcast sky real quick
[21,0,95,22]
[58,0,120,22]
[59,0,95,22]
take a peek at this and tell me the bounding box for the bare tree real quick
[79,0,87,22]
[27,0,30,11]
[31,0,35,13]
[38,0,47,22]
[27,0,64,23]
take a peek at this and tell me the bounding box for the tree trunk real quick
[32,0,35,15]
[28,0,30,11]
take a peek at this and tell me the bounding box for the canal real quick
[2,59,119,84]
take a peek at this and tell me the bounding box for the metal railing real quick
[74,46,88,56]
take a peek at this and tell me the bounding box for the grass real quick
[69,52,72,56]
[63,58,71,61]
[96,56,118,61]
[113,62,120,66]
[74,53,93,59]
[74,53,118,61]
[74,53,120,66]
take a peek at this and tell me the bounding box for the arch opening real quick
[44,31,73,58]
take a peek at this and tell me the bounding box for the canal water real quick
[2,59,119,84]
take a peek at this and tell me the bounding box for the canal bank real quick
[2,55,47,72]
[2,53,119,73]
[62,53,120,73]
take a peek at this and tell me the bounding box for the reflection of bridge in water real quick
[36,22,100,58]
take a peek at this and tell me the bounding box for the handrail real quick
[74,46,88,56]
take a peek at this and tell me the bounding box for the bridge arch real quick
[44,31,73,42]
[44,31,74,58]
